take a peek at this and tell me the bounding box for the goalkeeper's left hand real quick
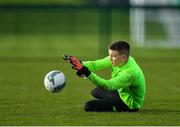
[62,55,91,77]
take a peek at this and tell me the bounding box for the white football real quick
[44,70,66,93]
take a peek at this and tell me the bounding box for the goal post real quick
[130,0,180,48]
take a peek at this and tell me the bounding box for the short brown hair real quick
[109,40,130,56]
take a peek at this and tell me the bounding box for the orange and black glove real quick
[76,66,91,77]
[63,55,91,77]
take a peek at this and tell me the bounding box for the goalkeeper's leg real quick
[84,87,138,112]
[84,99,114,112]
[91,87,121,103]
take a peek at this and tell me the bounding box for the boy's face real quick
[109,49,125,66]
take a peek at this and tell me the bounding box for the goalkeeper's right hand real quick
[63,55,83,70]
[62,54,91,78]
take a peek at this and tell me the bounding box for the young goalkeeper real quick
[63,40,146,112]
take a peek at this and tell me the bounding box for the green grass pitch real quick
[0,34,180,125]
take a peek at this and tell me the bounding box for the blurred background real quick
[0,0,180,59]
[0,0,180,125]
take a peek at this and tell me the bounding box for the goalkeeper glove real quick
[62,54,73,63]
[63,55,91,77]
[76,66,91,77]
[63,54,83,70]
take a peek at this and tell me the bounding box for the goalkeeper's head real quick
[108,40,130,66]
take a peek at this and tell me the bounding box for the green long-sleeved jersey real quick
[83,56,146,109]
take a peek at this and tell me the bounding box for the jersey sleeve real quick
[88,71,133,90]
[82,56,111,72]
